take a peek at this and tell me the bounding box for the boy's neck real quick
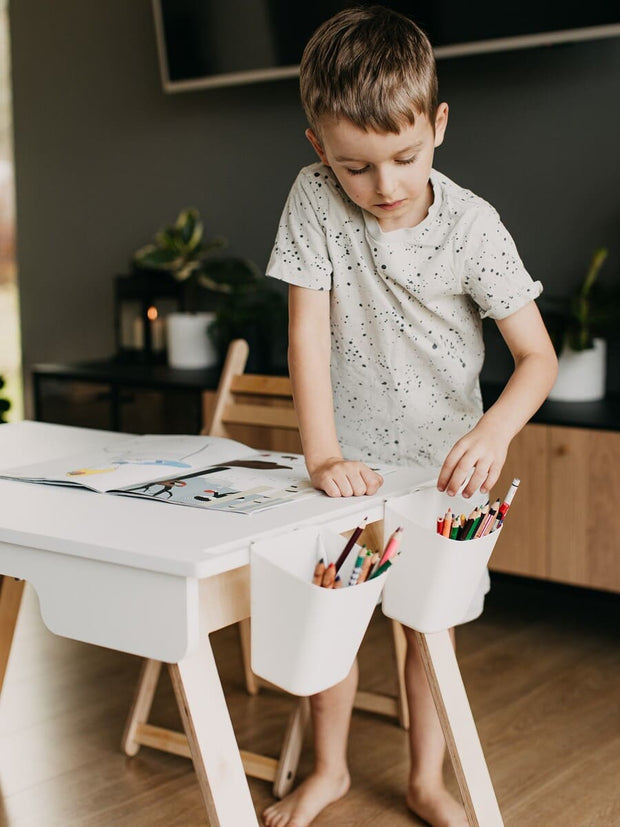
[375,178,435,233]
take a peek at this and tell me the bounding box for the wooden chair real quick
[122,339,409,798]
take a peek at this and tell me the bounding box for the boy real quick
[264,6,557,826]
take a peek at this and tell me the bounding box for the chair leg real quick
[238,617,260,696]
[0,576,25,695]
[391,620,410,730]
[273,696,311,799]
[121,658,163,756]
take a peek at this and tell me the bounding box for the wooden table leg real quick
[169,632,259,827]
[416,630,503,827]
[273,696,311,799]
[0,576,25,695]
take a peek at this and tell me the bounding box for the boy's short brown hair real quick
[300,5,438,135]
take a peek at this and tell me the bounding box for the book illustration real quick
[0,434,259,494]
[66,435,219,477]
[121,453,316,515]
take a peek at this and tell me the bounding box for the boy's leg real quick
[403,626,468,827]
[262,661,357,827]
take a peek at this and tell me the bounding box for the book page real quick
[121,452,396,515]
[0,434,255,493]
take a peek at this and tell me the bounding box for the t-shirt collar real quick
[363,169,442,242]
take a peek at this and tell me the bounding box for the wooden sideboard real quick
[491,423,620,592]
[485,387,620,594]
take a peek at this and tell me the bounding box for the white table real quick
[0,422,503,826]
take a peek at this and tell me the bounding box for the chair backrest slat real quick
[229,374,293,397]
[202,339,301,450]
[220,402,299,430]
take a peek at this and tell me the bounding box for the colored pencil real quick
[348,547,367,586]
[356,550,375,584]
[335,517,367,572]
[473,504,490,538]
[379,526,403,566]
[460,507,479,540]
[369,555,397,580]
[465,509,482,539]
[321,562,336,588]
[480,499,500,536]
[312,557,325,585]
[441,508,452,538]
[365,552,381,580]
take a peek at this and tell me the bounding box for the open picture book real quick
[0,433,392,516]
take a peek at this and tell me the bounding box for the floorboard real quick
[0,573,617,826]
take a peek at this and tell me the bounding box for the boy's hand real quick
[308,457,383,497]
[437,421,510,499]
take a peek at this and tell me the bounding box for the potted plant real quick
[132,208,286,371]
[544,247,619,401]
[207,266,288,373]
[0,375,10,423]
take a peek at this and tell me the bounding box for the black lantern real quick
[114,271,182,364]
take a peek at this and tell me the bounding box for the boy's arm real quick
[437,300,558,498]
[288,284,383,497]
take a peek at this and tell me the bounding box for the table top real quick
[0,422,431,580]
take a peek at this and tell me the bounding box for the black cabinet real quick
[32,360,221,434]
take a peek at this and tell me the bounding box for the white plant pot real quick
[166,312,217,369]
[548,338,606,402]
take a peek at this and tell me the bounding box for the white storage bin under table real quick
[382,488,502,633]
[250,526,387,696]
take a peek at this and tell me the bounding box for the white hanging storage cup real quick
[382,488,502,633]
[251,526,388,696]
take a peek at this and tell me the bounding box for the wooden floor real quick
[0,573,618,826]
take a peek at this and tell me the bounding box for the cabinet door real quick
[489,424,549,579]
[35,377,113,430]
[549,427,620,592]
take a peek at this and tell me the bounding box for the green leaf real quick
[133,245,183,270]
[199,257,261,288]
[174,261,203,282]
[580,247,608,299]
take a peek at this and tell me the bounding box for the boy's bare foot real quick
[406,782,468,827]
[262,770,350,827]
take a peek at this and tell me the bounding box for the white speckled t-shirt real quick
[267,162,542,467]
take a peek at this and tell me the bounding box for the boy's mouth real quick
[376,199,406,210]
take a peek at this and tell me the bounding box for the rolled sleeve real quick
[461,205,542,319]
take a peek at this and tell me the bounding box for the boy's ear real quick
[305,128,329,165]
[433,103,449,148]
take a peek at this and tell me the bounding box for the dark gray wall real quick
[10,1,620,415]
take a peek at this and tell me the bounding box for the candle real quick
[147,306,166,352]
[132,316,144,348]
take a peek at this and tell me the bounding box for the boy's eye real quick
[346,166,369,176]
[396,155,417,165]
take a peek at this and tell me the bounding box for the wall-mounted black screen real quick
[153,1,620,91]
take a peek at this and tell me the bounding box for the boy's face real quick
[306,104,448,232]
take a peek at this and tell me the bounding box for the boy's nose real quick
[375,169,397,199]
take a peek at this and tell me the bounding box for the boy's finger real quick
[315,474,342,497]
[445,456,474,495]
[335,474,354,497]
[437,447,463,491]
[462,464,490,498]
[347,473,367,497]
[361,468,383,494]
[480,462,501,495]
